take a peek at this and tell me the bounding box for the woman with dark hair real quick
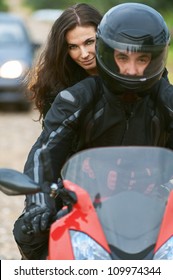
[13,3,102,260]
[27,3,102,123]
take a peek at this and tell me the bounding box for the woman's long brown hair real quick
[26,3,102,120]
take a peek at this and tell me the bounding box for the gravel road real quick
[0,4,53,259]
[0,109,42,259]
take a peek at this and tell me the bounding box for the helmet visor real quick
[97,38,169,83]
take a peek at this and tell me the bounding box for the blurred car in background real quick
[0,12,40,111]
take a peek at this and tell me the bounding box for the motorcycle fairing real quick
[154,190,173,253]
[47,180,111,260]
[96,190,166,255]
[59,146,173,259]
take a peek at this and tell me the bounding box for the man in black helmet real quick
[13,3,173,259]
[96,3,170,93]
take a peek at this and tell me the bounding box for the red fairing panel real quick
[154,191,173,253]
[47,180,110,260]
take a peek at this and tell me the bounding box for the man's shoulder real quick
[159,77,173,92]
[156,78,173,111]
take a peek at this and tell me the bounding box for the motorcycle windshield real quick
[61,147,173,255]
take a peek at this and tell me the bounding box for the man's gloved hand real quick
[22,192,56,235]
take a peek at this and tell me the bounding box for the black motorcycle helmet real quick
[96,3,170,94]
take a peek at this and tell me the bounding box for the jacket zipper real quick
[121,106,134,144]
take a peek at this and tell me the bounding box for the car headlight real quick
[0,60,27,79]
[70,230,112,260]
[153,236,173,259]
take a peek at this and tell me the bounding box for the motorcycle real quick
[0,146,173,260]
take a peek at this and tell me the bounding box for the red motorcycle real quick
[0,146,173,259]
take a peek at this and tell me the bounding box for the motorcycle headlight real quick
[70,230,112,260]
[153,236,173,259]
[0,60,28,79]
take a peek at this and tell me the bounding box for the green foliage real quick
[23,0,75,11]
[89,0,173,14]
[0,0,9,11]
[22,0,173,14]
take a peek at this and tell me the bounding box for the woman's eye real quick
[86,39,95,45]
[68,45,77,50]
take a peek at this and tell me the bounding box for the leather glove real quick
[22,192,56,235]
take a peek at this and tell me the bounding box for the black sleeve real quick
[23,77,98,184]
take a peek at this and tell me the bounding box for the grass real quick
[163,11,173,83]
[167,46,173,83]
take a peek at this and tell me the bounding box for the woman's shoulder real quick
[49,76,102,112]
[71,75,102,90]
[64,76,102,100]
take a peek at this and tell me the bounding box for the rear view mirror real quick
[0,168,40,195]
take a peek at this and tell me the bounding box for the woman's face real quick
[114,50,151,76]
[66,25,97,75]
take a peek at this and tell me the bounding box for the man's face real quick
[114,50,151,76]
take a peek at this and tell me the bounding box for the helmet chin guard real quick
[96,3,170,94]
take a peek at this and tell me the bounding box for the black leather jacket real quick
[24,76,173,184]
